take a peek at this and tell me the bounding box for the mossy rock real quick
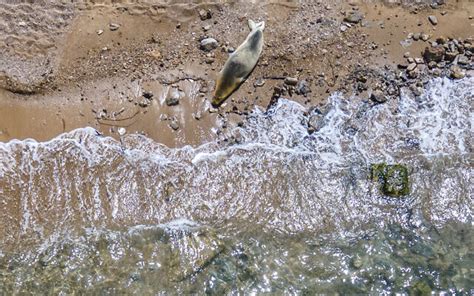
[408,280,432,296]
[370,163,409,197]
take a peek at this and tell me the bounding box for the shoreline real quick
[0,1,473,147]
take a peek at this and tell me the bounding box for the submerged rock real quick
[370,163,410,197]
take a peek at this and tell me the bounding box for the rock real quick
[169,121,179,131]
[428,15,438,25]
[193,111,202,120]
[444,51,458,62]
[340,25,348,32]
[409,281,432,296]
[307,113,324,134]
[284,77,298,86]
[423,45,445,63]
[296,80,311,96]
[200,38,218,51]
[254,78,265,87]
[96,29,104,35]
[407,63,417,71]
[415,58,424,64]
[166,91,180,106]
[138,100,150,108]
[436,36,447,44]
[421,33,430,41]
[205,57,215,64]
[202,24,211,31]
[413,33,421,41]
[457,55,470,65]
[142,91,153,99]
[109,23,120,31]
[370,90,387,104]
[344,11,364,24]
[407,57,415,63]
[199,9,212,21]
[403,52,410,58]
[450,65,465,79]
[370,163,410,197]
[118,127,126,136]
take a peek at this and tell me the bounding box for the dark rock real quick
[444,51,458,62]
[423,45,445,63]
[370,163,410,197]
[344,11,364,24]
[307,113,324,134]
[142,91,153,99]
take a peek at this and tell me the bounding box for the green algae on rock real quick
[370,163,410,197]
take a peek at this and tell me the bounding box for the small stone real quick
[169,121,179,131]
[407,63,417,71]
[118,127,126,136]
[142,91,153,99]
[340,25,348,32]
[193,111,202,120]
[199,9,212,21]
[166,91,180,106]
[344,11,364,24]
[428,15,438,25]
[457,55,470,65]
[138,100,150,107]
[444,51,458,62]
[284,77,298,86]
[296,80,311,96]
[412,32,421,41]
[97,29,104,35]
[254,78,265,87]
[205,57,215,64]
[423,45,445,63]
[421,33,430,41]
[202,24,211,31]
[370,90,387,104]
[200,38,218,51]
[450,65,465,79]
[407,57,415,63]
[109,23,120,31]
[403,52,410,58]
[415,58,424,64]
[227,47,235,53]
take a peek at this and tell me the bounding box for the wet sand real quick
[0,0,473,147]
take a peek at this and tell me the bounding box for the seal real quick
[212,19,265,107]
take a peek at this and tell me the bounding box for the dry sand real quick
[1,0,473,147]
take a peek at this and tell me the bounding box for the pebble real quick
[109,23,120,31]
[340,25,348,32]
[413,33,421,41]
[142,91,153,99]
[169,121,180,131]
[457,55,470,65]
[423,45,445,62]
[254,78,265,87]
[202,24,211,31]
[450,65,465,79]
[199,9,212,21]
[403,52,410,58]
[421,33,430,41]
[97,29,104,35]
[284,77,298,86]
[428,15,438,25]
[344,11,364,24]
[370,90,387,104]
[407,63,417,71]
[415,58,424,64]
[166,91,180,106]
[200,38,218,51]
[118,127,126,136]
